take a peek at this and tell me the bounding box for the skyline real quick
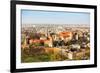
[22,10,90,25]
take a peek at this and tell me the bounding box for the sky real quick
[21,10,90,25]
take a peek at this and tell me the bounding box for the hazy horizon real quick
[22,10,90,25]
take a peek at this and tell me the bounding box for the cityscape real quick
[21,24,90,62]
[21,10,90,63]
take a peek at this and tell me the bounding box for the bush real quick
[21,51,67,62]
[44,44,49,47]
